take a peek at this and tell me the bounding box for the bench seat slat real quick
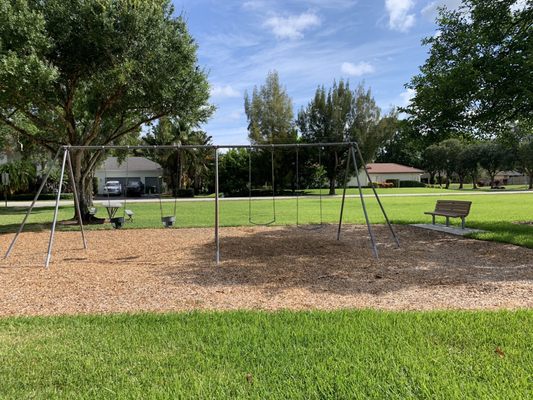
[425,211,467,217]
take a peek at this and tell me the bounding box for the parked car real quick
[126,180,145,197]
[103,180,122,196]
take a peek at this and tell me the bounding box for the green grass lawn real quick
[0,310,531,399]
[1,192,532,248]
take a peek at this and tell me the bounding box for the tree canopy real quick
[403,0,532,140]
[0,0,213,217]
[297,81,397,194]
[244,71,296,145]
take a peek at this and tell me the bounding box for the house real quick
[95,157,162,195]
[493,171,528,186]
[348,163,425,187]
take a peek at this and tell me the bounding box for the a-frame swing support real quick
[4,146,87,268]
[5,142,398,268]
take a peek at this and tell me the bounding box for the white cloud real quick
[210,85,240,98]
[242,0,266,11]
[385,0,416,32]
[510,0,528,13]
[399,88,415,106]
[341,61,375,77]
[421,0,462,20]
[264,12,321,40]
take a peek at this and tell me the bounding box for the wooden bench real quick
[424,200,472,229]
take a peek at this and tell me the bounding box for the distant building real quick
[94,157,162,194]
[492,171,529,186]
[348,163,424,187]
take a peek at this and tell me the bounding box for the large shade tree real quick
[403,0,532,140]
[0,0,212,219]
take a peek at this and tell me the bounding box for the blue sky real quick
[172,0,463,144]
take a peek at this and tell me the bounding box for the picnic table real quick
[99,201,124,219]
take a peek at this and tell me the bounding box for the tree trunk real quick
[328,177,336,195]
[70,149,99,222]
[490,173,496,188]
[472,174,477,189]
[429,172,435,185]
[458,175,464,189]
[445,175,450,189]
[529,173,533,190]
[327,150,339,195]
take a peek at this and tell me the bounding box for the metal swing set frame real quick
[4,141,399,269]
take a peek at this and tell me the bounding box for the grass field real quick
[0,310,531,399]
[1,192,532,248]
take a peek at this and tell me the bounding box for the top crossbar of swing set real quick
[63,142,357,150]
[5,141,400,269]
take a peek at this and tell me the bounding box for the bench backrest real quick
[434,200,472,215]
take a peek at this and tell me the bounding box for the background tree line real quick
[421,136,533,189]
[218,71,399,196]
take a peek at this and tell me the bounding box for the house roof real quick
[496,171,524,177]
[365,163,424,174]
[101,157,162,172]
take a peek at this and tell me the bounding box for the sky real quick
[172,0,463,145]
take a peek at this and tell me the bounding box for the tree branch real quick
[104,112,167,145]
[84,86,126,146]
[0,115,57,152]
[81,150,104,182]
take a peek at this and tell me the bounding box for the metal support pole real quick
[214,147,220,264]
[351,146,379,259]
[337,146,352,240]
[45,149,68,268]
[4,149,62,259]
[355,143,400,248]
[66,150,87,250]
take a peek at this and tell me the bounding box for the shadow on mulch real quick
[159,225,533,297]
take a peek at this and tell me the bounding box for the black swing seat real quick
[110,216,125,229]
[161,215,176,228]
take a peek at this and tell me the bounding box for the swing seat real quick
[110,216,125,229]
[125,209,134,222]
[161,215,175,228]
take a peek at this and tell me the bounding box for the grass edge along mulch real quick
[0,309,531,399]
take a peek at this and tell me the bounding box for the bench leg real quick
[461,217,465,229]
[432,215,435,225]
[446,216,450,227]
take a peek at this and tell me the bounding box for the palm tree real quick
[144,118,213,194]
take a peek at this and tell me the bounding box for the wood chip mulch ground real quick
[0,225,532,316]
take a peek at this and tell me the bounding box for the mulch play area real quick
[0,225,532,316]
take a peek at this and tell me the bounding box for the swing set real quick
[4,142,400,268]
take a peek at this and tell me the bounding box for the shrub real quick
[399,180,426,188]
[175,188,194,198]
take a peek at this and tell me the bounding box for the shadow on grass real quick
[158,225,533,297]
[467,221,533,249]
[390,218,533,251]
